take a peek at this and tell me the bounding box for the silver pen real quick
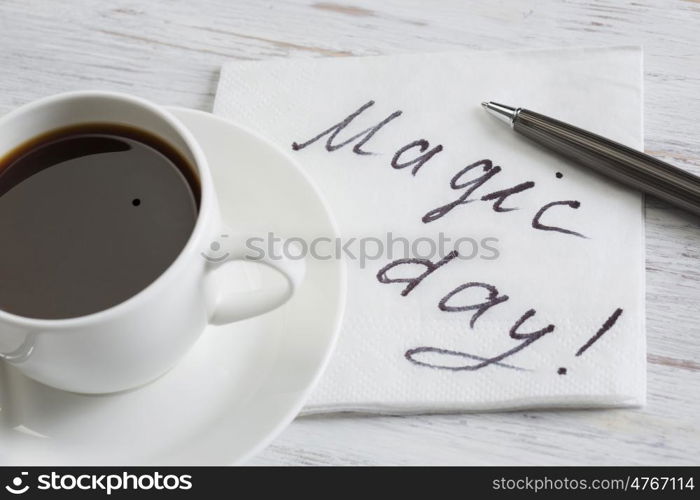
[482,102,700,216]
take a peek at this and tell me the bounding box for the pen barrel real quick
[514,109,700,216]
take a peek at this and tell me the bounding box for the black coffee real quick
[0,124,200,319]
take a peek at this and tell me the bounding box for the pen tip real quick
[481,102,518,125]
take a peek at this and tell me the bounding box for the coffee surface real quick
[0,124,199,319]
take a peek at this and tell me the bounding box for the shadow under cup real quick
[0,95,203,320]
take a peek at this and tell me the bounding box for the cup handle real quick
[204,234,305,325]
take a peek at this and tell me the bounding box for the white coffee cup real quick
[0,91,305,393]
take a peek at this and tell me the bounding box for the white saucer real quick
[0,108,345,465]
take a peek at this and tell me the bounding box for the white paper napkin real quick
[214,47,645,414]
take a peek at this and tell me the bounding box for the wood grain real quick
[0,0,698,465]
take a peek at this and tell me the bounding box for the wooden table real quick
[1,0,698,465]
